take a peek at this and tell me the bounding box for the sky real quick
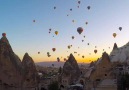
[0,0,129,63]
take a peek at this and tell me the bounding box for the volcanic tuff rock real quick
[62,53,81,83]
[0,35,22,87]
[89,61,95,67]
[113,43,118,51]
[0,34,39,89]
[22,53,39,88]
[89,52,112,81]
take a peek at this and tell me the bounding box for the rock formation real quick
[89,61,95,67]
[0,33,39,90]
[90,52,113,81]
[62,53,81,84]
[0,34,22,88]
[22,53,39,89]
[113,43,118,51]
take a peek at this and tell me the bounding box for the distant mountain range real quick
[35,61,89,67]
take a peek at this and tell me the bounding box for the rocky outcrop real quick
[62,53,80,84]
[90,52,112,81]
[113,43,118,51]
[89,61,95,67]
[0,34,22,88]
[22,53,39,89]
[0,33,39,90]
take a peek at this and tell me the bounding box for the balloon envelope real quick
[72,36,74,39]
[55,31,58,35]
[52,48,56,51]
[77,27,83,34]
[87,6,90,10]
[94,50,97,54]
[113,33,117,38]
[119,27,122,31]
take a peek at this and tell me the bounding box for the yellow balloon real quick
[55,31,58,35]
[113,33,117,38]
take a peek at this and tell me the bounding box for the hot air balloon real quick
[55,31,58,35]
[78,1,81,4]
[49,28,51,31]
[2,33,6,37]
[84,36,85,38]
[70,8,72,11]
[82,56,84,58]
[64,58,67,61]
[85,22,88,25]
[52,48,56,52]
[82,40,84,42]
[68,45,71,49]
[94,49,97,54]
[67,14,69,16]
[113,33,117,38]
[87,6,90,10]
[33,20,35,22]
[54,6,56,9]
[72,20,75,23]
[74,51,77,54]
[47,54,51,57]
[38,52,40,54]
[72,36,74,39]
[57,57,60,62]
[77,27,83,34]
[87,43,89,45]
[49,32,51,34]
[77,6,79,8]
[119,27,122,31]
[47,52,50,55]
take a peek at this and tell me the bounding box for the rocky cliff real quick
[0,33,38,89]
[87,52,113,81]
[62,53,81,84]
[22,53,39,88]
[0,34,22,87]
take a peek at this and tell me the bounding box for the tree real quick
[48,81,59,90]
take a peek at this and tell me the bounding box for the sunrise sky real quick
[1,0,129,63]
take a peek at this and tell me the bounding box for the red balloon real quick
[64,58,67,61]
[52,48,56,52]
